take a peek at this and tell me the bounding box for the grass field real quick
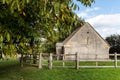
[0,60,120,80]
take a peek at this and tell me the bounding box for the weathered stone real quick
[56,22,110,60]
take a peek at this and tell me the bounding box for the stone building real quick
[56,22,110,60]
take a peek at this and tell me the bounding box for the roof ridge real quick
[62,22,110,47]
[86,22,110,47]
[62,26,82,44]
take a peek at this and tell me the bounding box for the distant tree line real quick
[105,34,120,53]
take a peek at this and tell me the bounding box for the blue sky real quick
[74,0,120,38]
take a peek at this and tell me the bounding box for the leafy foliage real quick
[0,0,95,58]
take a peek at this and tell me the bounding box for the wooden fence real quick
[20,52,120,69]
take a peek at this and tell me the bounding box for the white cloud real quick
[86,7,99,12]
[77,12,88,18]
[77,6,120,38]
[86,13,120,38]
[86,14,120,27]
[96,27,120,38]
[77,7,100,18]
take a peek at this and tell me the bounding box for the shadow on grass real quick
[0,60,20,73]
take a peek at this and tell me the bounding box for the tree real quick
[106,34,120,53]
[0,0,95,58]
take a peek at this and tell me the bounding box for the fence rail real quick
[20,52,120,69]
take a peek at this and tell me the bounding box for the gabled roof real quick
[62,22,110,47]
[62,25,81,44]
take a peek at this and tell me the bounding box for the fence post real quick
[20,54,23,67]
[76,53,79,69]
[62,54,65,67]
[114,52,117,68]
[96,54,98,66]
[49,53,53,69]
[57,54,59,61]
[38,53,42,69]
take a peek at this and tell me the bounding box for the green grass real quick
[1,60,120,80]
[51,60,120,66]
